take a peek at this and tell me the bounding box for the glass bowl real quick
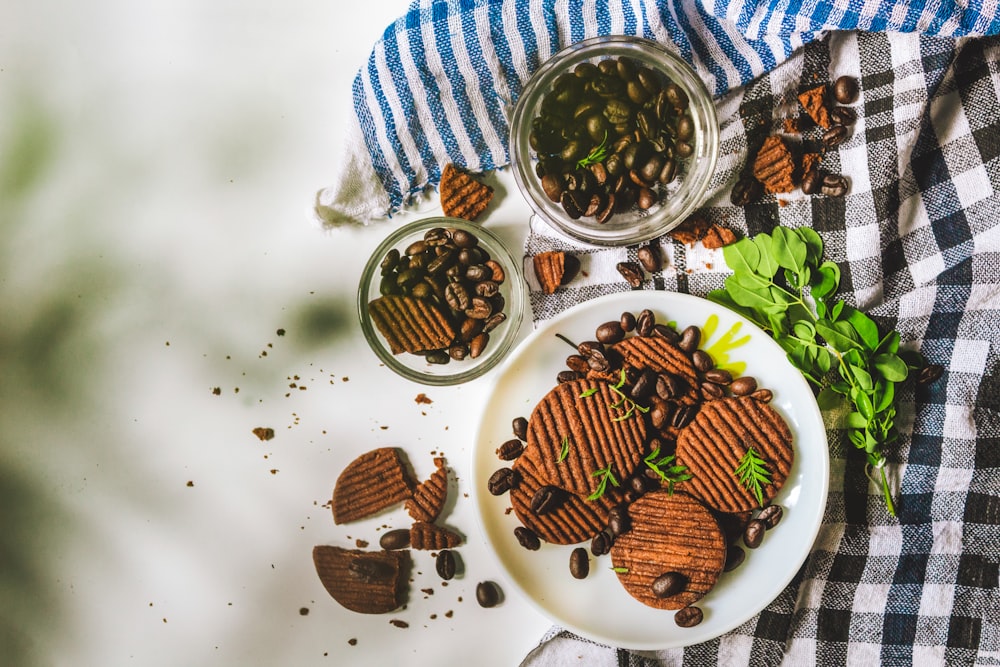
[358,217,526,385]
[509,36,719,247]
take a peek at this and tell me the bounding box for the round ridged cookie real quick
[510,452,626,545]
[675,396,794,513]
[610,490,726,610]
[523,378,647,498]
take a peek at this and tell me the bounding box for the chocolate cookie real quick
[753,135,796,195]
[610,491,726,610]
[509,452,625,545]
[675,396,794,513]
[522,378,647,498]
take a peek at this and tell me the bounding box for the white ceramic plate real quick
[472,291,829,650]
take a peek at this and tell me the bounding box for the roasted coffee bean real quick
[569,547,590,579]
[425,349,451,365]
[704,368,733,385]
[731,174,762,206]
[530,485,563,515]
[563,253,582,284]
[801,167,822,195]
[692,349,714,372]
[444,282,470,311]
[348,557,392,583]
[566,354,590,373]
[701,381,724,400]
[833,75,859,104]
[743,519,766,549]
[596,320,626,344]
[482,312,506,333]
[917,363,944,385]
[636,309,655,336]
[750,388,774,402]
[488,467,519,495]
[557,370,582,383]
[435,549,457,580]
[404,239,428,257]
[617,261,644,288]
[730,376,758,396]
[541,173,564,202]
[830,106,857,126]
[636,187,657,210]
[485,259,505,284]
[475,280,500,298]
[586,350,611,373]
[629,474,649,496]
[822,125,849,148]
[678,325,701,353]
[458,317,482,342]
[651,323,680,343]
[512,416,529,441]
[656,373,683,399]
[671,403,698,428]
[379,528,411,550]
[514,526,541,551]
[607,504,630,536]
[380,248,401,275]
[649,397,674,429]
[496,438,524,461]
[591,529,614,556]
[759,504,784,529]
[465,297,493,320]
[674,606,703,628]
[637,244,662,273]
[724,545,746,572]
[631,368,658,399]
[449,343,469,361]
[651,571,687,598]
[620,310,636,332]
[468,332,489,359]
[476,581,501,608]
[820,173,849,197]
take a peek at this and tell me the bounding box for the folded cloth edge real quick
[312,112,396,229]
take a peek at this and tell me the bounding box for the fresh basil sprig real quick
[707,226,923,517]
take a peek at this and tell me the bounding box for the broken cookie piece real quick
[532,250,574,294]
[313,545,410,614]
[753,135,796,194]
[332,447,413,524]
[405,457,449,523]
[440,163,494,221]
[368,294,456,355]
[797,85,832,129]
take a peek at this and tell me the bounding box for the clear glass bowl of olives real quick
[358,217,527,385]
[510,36,719,246]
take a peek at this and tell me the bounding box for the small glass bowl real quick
[358,217,526,385]
[510,36,719,247]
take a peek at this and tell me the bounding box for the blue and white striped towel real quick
[313,0,1000,227]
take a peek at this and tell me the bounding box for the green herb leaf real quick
[576,132,608,169]
[644,449,692,495]
[873,353,908,382]
[559,435,570,462]
[733,447,772,507]
[587,463,619,501]
[772,226,807,273]
[579,387,600,398]
[611,566,629,573]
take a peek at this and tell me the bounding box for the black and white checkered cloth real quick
[521,30,1000,666]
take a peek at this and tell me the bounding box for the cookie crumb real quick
[252,427,274,441]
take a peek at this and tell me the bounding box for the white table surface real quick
[0,2,553,665]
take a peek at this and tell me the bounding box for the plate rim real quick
[470,291,830,650]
